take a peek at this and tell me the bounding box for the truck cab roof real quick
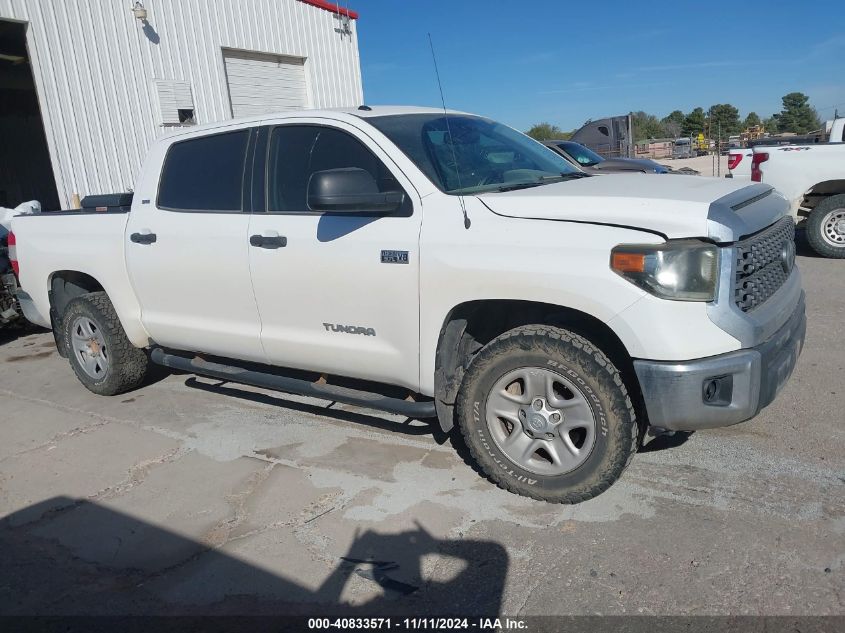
[160,105,472,140]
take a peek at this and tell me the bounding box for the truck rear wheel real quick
[455,325,637,503]
[806,194,845,258]
[60,292,149,395]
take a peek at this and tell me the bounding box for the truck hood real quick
[476,174,780,240]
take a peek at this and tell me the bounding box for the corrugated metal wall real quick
[0,0,363,208]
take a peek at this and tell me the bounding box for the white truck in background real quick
[751,119,845,257]
[728,148,755,180]
[10,107,806,503]
[826,117,845,143]
[729,118,845,185]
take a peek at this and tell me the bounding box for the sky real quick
[349,0,845,132]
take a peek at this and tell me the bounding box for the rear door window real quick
[158,130,250,211]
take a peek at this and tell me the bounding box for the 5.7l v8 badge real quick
[381,250,409,264]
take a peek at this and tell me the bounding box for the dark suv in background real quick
[544,140,669,174]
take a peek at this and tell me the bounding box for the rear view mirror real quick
[307,168,404,214]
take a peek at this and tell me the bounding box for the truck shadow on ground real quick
[0,323,49,347]
[184,377,451,442]
[184,377,693,460]
[794,227,826,259]
[0,498,508,619]
[638,431,693,453]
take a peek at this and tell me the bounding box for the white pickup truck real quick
[751,123,845,257]
[729,119,845,187]
[727,147,755,180]
[10,106,806,503]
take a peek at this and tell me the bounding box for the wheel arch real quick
[49,271,105,314]
[433,299,644,434]
[806,179,845,197]
[47,271,106,357]
[801,180,845,214]
[47,270,149,354]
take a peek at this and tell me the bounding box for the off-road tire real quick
[455,325,637,503]
[60,292,149,395]
[806,194,845,258]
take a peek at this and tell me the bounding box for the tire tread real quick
[455,325,637,503]
[61,291,149,395]
[806,194,845,259]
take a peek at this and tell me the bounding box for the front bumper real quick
[634,292,806,431]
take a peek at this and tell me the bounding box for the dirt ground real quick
[665,153,730,176]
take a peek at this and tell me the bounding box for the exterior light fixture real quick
[334,12,352,38]
[131,2,148,21]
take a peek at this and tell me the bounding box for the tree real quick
[631,111,663,142]
[661,110,685,138]
[776,92,821,134]
[707,103,741,138]
[663,110,685,126]
[743,112,761,129]
[763,115,780,134]
[682,107,706,137]
[526,122,564,141]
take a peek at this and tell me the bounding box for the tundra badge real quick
[323,323,377,336]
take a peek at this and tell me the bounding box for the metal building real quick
[0,0,363,209]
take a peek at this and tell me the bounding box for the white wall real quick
[0,0,363,208]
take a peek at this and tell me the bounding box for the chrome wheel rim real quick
[821,208,845,247]
[71,317,109,379]
[485,367,597,476]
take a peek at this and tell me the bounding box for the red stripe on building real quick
[298,0,359,20]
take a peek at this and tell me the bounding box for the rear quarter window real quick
[157,130,250,211]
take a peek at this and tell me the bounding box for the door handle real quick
[130,232,157,245]
[250,234,287,249]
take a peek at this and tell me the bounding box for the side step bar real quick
[150,348,437,419]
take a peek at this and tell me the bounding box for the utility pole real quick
[717,121,721,177]
[709,107,714,177]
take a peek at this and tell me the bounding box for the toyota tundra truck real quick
[10,107,806,503]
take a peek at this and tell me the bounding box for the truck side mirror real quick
[307,167,404,214]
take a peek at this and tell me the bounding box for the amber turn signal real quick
[611,252,646,273]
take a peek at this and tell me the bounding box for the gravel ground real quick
[0,233,842,619]
[664,154,730,176]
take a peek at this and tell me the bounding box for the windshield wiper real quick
[495,172,591,192]
[495,182,545,192]
[541,172,591,181]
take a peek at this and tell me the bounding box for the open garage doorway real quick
[0,19,59,210]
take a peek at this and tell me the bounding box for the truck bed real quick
[10,211,139,332]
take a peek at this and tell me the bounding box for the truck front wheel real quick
[806,194,845,258]
[455,325,637,503]
[60,292,149,395]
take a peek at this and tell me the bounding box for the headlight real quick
[610,240,720,301]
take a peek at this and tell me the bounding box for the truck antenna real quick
[428,33,470,229]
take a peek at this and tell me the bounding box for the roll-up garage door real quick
[223,49,307,118]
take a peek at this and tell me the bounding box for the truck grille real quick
[734,217,795,312]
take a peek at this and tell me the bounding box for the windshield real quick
[367,114,580,194]
[557,142,603,166]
